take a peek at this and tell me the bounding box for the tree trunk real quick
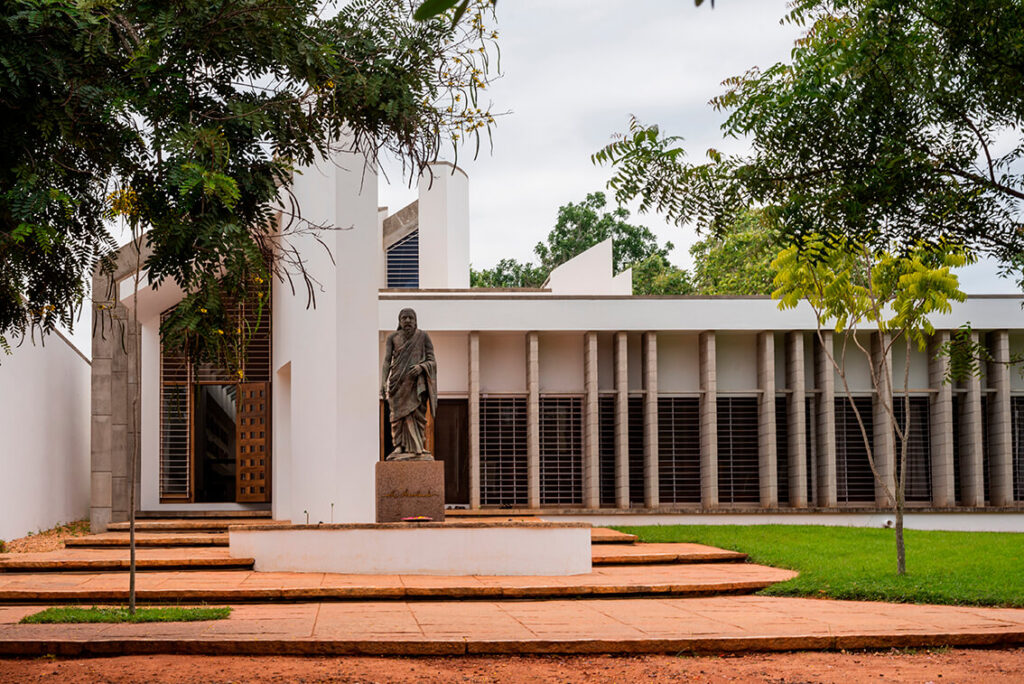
[895,500,906,575]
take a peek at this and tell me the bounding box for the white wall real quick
[891,340,931,391]
[597,333,614,391]
[418,163,470,289]
[538,333,584,393]
[833,332,874,393]
[432,332,469,394]
[0,336,90,542]
[627,333,642,391]
[479,333,526,393]
[545,239,631,296]
[1010,334,1024,392]
[657,333,699,393]
[717,333,758,392]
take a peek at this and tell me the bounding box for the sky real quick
[379,0,1020,290]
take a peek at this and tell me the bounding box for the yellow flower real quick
[199,307,208,314]
[216,329,224,335]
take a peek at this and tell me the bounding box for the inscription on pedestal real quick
[375,460,445,523]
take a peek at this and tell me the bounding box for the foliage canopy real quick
[1,0,497,364]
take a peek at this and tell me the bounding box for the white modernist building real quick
[83,152,1024,535]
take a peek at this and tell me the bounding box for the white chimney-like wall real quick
[417,162,470,289]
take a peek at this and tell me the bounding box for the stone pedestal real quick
[375,460,445,523]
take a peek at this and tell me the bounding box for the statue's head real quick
[398,308,418,334]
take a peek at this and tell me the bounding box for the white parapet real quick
[228,522,592,576]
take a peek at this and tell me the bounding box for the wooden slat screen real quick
[835,397,875,504]
[893,396,932,503]
[775,395,789,506]
[479,396,528,506]
[539,396,583,505]
[598,394,616,506]
[236,383,270,502]
[982,397,992,502]
[658,396,701,503]
[952,393,962,504]
[717,397,760,504]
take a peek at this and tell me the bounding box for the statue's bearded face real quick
[399,311,417,333]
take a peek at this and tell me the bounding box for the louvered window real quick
[628,395,645,505]
[893,396,932,503]
[952,393,962,504]
[598,394,617,505]
[539,397,583,505]
[386,230,419,288]
[479,396,528,506]
[835,397,875,503]
[775,396,789,506]
[982,397,992,502]
[1013,396,1024,502]
[717,397,760,504]
[806,397,817,504]
[658,397,701,503]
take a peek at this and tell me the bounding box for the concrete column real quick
[614,332,629,508]
[785,332,808,508]
[757,332,778,508]
[815,331,837,506]
[960,331,986,506]
[526,331,540,509]
[642,332,659,508]
[928,332,955,507]
[468,331,481,509]
[988,331,1013,506]
[583,332,600,509]
[872,333,895,507]
[699,331,719,508]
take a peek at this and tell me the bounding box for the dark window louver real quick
[893,396,932,503]
[806,397,817,505]
[539,397,583,505]
[717,397,760,504]
[982,397,992,502]
[598,395,617,505]
[386,230,419,288]
[479,396,528,506]
[657,397,701,503]
[775,396,789,506]
[1012,396,1024,502]
[628,396,645,505]
[835,397,876,503]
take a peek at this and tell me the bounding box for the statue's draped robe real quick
[385,329,437,454]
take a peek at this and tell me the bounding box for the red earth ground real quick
[2,648,1023,683]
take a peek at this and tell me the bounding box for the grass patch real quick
[615,525,1024,607]
[21,606,232,624]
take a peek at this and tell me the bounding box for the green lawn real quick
[21,606,231,624]
[614,525,1024,607]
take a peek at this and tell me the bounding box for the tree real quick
[594,0,1024,277]
[471,191,684,293]
[773,236,971,575]
[1,0,498,361]
[688,210,780,295]
[3,0,497,615]
[630,253,695,295]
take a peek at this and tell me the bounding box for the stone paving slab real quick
[0,596,1022,656]
[0,563,795,603]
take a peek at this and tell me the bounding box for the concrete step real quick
[591,528,637,544]
[591,543,747,565]
[0,563,796,604]
[64,533,228,548]
[106,519,288,533]
[136,510,272,519]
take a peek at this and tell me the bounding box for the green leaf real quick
[413,0,460,21]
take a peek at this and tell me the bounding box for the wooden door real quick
[434,399,469,504]
[236,382,270,502]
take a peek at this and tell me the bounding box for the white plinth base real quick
[228,522,592,576]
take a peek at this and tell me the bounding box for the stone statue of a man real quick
[380,308,437,461]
